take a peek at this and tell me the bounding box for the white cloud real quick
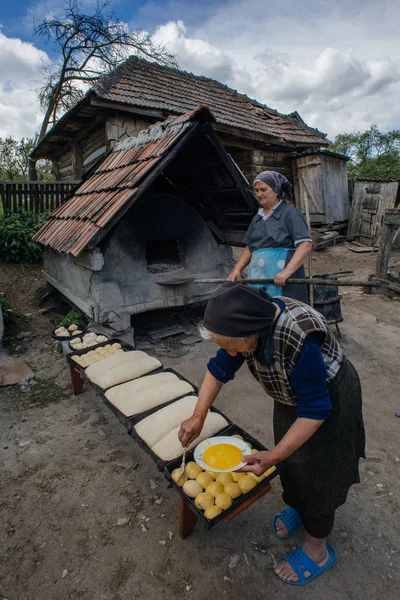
[0,29,48,138]
[151,4,400,138]
[2,0,400,141]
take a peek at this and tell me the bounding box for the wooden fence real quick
[0,181,80,215]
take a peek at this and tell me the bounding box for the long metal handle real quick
[194,278,380,287]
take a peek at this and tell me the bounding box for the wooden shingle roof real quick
[92,57,327,146]
[33,107,206,256]
[32,57,329,159]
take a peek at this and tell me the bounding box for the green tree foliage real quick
[0,137,53,181]
[330,125,400,180]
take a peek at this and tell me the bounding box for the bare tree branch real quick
[34,0,177,145]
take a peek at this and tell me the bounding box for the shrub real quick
[0,211,47,263]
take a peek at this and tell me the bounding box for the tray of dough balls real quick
[164,425,280,529]
[103,368,198,427]
[68,331,110,353]
[52,323,86,341]
[128,394,232,472]
[67,340,163,390]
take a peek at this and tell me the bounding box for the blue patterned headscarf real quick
[254,171,293,203]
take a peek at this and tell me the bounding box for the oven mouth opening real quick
[146,239,184,274]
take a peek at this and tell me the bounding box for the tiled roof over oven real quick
[33,107,208,257]
[92,57,327,146]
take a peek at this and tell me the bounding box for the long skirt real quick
[273,357,365,519]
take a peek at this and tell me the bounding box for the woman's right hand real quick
[178,414,205,447]
[227,268,241,281]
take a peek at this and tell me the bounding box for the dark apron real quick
[273,357,366,519]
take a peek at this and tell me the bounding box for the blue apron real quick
[248,247,291,296]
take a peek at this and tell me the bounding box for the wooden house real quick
[31,56,329,188]
[347,180,400,247]
[292,150,350,225]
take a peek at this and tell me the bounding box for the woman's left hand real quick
[239,451,276,476]
[274,270,290,286]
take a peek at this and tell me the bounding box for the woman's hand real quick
[239,450,276,476]
[227,268,241,282]
[274,270,290,286]
[178,414,205,447]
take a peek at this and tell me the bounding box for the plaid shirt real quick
[244,297,343,406]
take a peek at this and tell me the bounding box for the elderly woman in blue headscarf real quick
[227,171,312,303]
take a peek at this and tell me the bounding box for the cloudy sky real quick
[1,0,399,141]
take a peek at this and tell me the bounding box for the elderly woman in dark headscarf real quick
[178,282,365,586]
[227,170,312,303]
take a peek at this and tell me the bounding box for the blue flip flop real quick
[271,507,303,539]
[275,544,337,586]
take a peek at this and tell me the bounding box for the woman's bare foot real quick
[274,517,289,539]
[274,535,329,583]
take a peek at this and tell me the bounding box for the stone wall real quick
[105,114,151,149]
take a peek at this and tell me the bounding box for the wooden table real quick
[179,482,272,538]
[69,363,275,538]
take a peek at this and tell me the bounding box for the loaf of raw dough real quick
[104,372,194,416]
[151,411,229,461]
[135,395,198,447]
[85,351,161,389]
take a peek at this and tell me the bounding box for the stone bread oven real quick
[34,106,256,332]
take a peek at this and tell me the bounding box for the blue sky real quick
[1,0,400,139]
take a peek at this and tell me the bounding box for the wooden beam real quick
[204,124,257,213]
[375,220,394,279]
[90,96,168,120]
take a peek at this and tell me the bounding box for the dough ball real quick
[238,475,257,494]
[216,472,234,486]
[196,472,214,490]
[205,481,224,498]
[194,492,214,511]
[232,434,243,441]
[68,324,78,332]
[112,343,122,349]
[205,470,217,480]
[204,505,222,520]
[75,330,83,335]
[171,469,188,487]
[251,448,259,454]
[182,480,202,499]
[96,335,108,343]
[232,472,246,483]
[185,462,203,480]
[215,493,233,510]
[224,482,242,499]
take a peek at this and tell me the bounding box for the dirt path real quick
[1,247,399,600]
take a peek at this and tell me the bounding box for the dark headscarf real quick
[203,282,277,366]
[254,170,293,203]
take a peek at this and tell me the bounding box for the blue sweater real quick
[207,302,332,420]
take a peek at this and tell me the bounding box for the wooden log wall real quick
[229,148,293,188]
[0,181,80,215]
[81,127,107,171]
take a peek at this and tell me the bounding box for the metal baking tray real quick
[51,325,87,341]
[67,332,110,353]
[164,424,281,529]
[128,396,232,472]
[67,339,142,379]
[101,368,198,429]
[125,368,198,426]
